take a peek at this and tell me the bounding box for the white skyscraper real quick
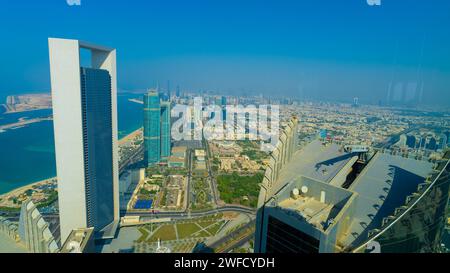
[48,38,119,243]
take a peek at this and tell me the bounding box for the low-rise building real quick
[172,146,187,158]
[168,156,186,168]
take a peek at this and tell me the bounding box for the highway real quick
[203,138,220,206]
[119,145,144,175]
[185,149,193,209]
[122,205,255,220]
[197,219,256,253]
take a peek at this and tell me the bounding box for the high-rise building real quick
[161,101,171,159]
[48,38,120,243]
[18,200,59,253]
[406,135,416,149]
[144,91,162,166]
[439,133,448,150]
[397,134,407,147]
[427,137,437,151]
[176,85,181,98]
[167,80,171,99]
[221,96,227,122]
[255,128,450,253]
[221,96,227,106]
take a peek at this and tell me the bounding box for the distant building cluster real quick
[396,131,449,152]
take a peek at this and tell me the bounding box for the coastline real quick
[0,177,57,206]
[0,128,143,199]
[119,127,143,145]
[0,116,53,133]
[3,107,52,115]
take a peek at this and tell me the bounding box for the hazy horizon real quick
[1,0,450,106]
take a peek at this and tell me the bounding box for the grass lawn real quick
[195,230,211,238]
[173,242,197,253]
[197,220,217,229]
[177,223,202,239]
[148,224,177,242]
[137,227,150,243]
[206,222,223,236]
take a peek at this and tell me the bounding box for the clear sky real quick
[1,0,450,105]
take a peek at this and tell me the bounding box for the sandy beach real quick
[119,127,143,145]
[0,177,57,207]
[0,128,143,201]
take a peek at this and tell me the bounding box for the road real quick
[198,219,256,253]
[203,138,220,206]
[185,149,193,209]
[119,145,144,175]
[122,205,255,220]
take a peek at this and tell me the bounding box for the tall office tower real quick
[48,38,119,243]
[439,134,448,150]
[221,96,227,106]
[144,91,161,166]
[160,101,171,159]
[255,130,450,253]
[167,80,171,99]
[221,96,227,122]
[397,134,407,147]
[427,137,437,151]
[406,135,416,149]
[176,85,181,98]
[18,200,59,253]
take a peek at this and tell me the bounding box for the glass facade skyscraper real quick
[143,91,172,166]
[80,67,115,231]
[161,101,171,159]
[144,91,162,166]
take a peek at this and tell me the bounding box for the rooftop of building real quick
[278,196,337,232]
[172,146,187,152]
[61,228,94,253]
[270,175,354,233]
[269,139,442,250]
[273,140,357,192]
[341,152,434,248]
[168,156,186,163]
[0,233,27,253]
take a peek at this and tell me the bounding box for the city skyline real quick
[1,1,450,106]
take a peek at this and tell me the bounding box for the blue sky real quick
[1,0,450,105]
